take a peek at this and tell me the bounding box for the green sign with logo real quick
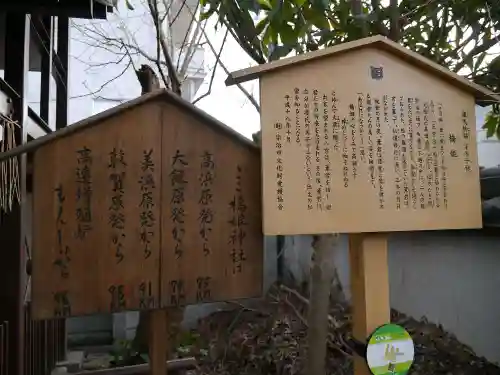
[365,324,414,375]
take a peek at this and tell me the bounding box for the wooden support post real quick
[349,233,390,375]
[55,16,69,130]
[149,310,169,375]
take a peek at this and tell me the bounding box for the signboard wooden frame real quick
[228,36,493,236]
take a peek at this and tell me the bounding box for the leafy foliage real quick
[109,339,148,367]
[200,0,500,137]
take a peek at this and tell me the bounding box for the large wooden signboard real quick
[32,96,263,320]
[258,46,482,235]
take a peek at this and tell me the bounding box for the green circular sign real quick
[365,323,414,375]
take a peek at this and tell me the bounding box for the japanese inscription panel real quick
[160,103,262,308]
[260,48,482,235]
[32,104,162,319]
[32,99,263,320]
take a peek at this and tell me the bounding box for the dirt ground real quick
[77,282,500,375]
[187,283,500,375]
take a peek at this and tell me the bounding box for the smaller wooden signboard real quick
[30,91,263,320]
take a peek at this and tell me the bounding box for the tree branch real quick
[192,28,229,105]
[177,1,202,76]
[389,0,400,41]
[147,0,182,95]
[184,5,260,112]
[73,58,133,99]
[454,33,500,73]
[150,0,171,90]
[169,0,188,27]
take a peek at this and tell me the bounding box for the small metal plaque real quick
[370,66,384,80]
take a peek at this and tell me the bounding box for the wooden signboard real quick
[31,92,263,320]
[228,37,494,236]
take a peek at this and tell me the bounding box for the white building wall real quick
[477,127,500,168]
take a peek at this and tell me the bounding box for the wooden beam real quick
[55,16,69,130]
[149,310,169,375]
[0,1,110,19]
[349,233,390,375]
[28,107,52,137]
[38,15,53,124]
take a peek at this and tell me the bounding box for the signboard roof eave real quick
[225,35,500,106]
[0,89,257,163]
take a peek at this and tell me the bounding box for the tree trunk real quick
[306,234,340,375]
[133,311,151,354]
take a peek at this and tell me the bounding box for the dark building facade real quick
[0,2,111,374]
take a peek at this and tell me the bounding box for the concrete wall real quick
[477,128,500,168]
[475,105,500,168]
[282,230,500,364]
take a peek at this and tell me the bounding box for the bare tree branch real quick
[178,16,205,78]
[149,0,171,90]
[183,5,260,112]
[176,0,201,75]
[169,0,188,27]
[147,0,182,95]
[192,28,229,105]
[71,0,259,116]
[73,58,133,99]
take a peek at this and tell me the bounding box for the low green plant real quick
[109,339,149,367]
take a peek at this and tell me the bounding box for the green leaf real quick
[483,111,499,139]
[282,1,294,19]
[303,5,330,30]
[474,52,487,72]
[255,16,269,35]
[279,23,297,45]
[269,44,294,60]
[125,0,134,10]
[256,0,272,10]
[200,9,215,20]
[312,0,329,11]
[262,23,278,48]
[293,0,307,6]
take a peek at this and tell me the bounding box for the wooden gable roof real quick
[0,89,257,163]
[226,35,500,106]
